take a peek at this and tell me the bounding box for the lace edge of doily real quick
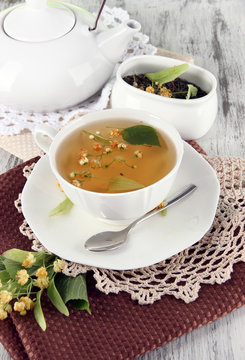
[14,156,245,304]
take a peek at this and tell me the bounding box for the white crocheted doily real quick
[15,155,245,304]
[0,6,156,136]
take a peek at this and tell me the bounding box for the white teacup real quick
[34,109,183,224]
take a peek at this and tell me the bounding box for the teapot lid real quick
[3,0,76,42]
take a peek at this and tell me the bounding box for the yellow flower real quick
[72,180,81,187]
[134,150,143,159]
[79,156,89,165]
[0,307,8,320]
[22,253,36,268]
[35,277,49,289]
[16,269,29,286]
[53,259,66,273]
[117,143,127,150]
[159,87,172,98]
[104,147,112,154]
[36,266,48,278]
[146,86,155,93]
[110,129,121,137]
[20,297,33,311]
[0,290,12,305]
[5,304,12,314]
[156,201,165,210]
[14,301,25,312]
[69,172,76,178]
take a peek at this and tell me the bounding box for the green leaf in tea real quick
[146,63,189,84]
[186,84,198,99]
[122,125,160,146]
[83,130,111,145]
[109,176,144,191]
[49,198,73,217]
[55,274,90,314]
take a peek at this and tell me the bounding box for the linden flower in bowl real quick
[110,55,218,140]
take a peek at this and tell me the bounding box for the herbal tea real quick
[56,120,176,193]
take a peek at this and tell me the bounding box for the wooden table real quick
[0,0,245,359]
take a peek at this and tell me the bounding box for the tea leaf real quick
[49,198,73,217]
[146,63,189,84]
[186,84,198,99]
[34,290,46,331]
[122,125,160,146]
[109,176,144,191]
[55,274,91,314]
[47,277,69,316]
[83,130,111,145]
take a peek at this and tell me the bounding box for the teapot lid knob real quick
[25,0,47,10]
[3,0,76,42]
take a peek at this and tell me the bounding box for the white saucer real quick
[21,142,220,270]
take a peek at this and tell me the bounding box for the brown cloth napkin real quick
[0,143,245,360]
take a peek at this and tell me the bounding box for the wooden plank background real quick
[0,1,245,359]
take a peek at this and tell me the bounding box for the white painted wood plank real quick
[0,344,11,360]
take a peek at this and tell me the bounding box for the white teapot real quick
[0,0,140,112]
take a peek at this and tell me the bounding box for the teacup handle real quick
[34,124,58,153]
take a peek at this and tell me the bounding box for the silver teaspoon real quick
[84,184,197,252]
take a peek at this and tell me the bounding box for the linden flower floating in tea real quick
[123,64,207,100]
[56,122,176,193]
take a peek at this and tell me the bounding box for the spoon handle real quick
[126,184,197,231]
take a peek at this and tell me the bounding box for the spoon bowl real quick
[85,184,197,252]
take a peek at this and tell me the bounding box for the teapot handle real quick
[34,124,58,154]
[89,0,107,31]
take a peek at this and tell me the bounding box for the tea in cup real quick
[34,109,183,224]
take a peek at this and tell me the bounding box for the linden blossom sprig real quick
[0,250,90,330]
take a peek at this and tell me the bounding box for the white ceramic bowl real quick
[111,55,218,140]
[34,109,183,224]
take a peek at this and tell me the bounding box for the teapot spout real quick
[96,20,141,63]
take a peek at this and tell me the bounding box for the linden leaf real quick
[49,198,73,217]
[47,277,69,316]
[3,259,21,279]
[83,130,111,145]
[186,84,198,99]
[55,274,90,314]
[34,290,46,331]
[3,249,54,267]
[146,63,189,84]
[0,255,5,271]
[109,176,144,191]
[0,270,11,284]
[122,125,160,146]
